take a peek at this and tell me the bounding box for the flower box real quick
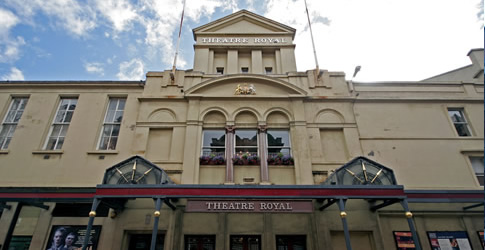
[199,155,226,165]
[232,154,260,165]
[267,153,294,165]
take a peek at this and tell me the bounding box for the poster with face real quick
[46,225,101,250]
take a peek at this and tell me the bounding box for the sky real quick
[0,0,483,82]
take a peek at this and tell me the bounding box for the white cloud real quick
[2,67,24,80]
[264,0,484,81]
[117,58,144,80]
[0,36,25,63]
[5,0,97,37]
[0,8,25,63]
[94,0,137,32]
[0,8,19,38]
[84,62,105,76]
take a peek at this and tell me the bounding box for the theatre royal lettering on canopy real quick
[0,9,483,250]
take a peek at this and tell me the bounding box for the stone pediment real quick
[185,75,306,98]
[193,10,295,38]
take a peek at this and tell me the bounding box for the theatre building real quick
[0,10,484,250]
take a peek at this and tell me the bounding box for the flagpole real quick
[304,0,320,77]
[171,0,186,83]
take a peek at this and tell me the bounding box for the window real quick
[216,67,224,74]
[202,130,225,157]
[98,98,126,150]
[448,108,472,136]
[230,235,260,250]
[0,97,28,149]
[265,67,273,74]
[267,130,291,158]
[469,156,484,186]
[185,235,215,250]
[241,67,249,73]
[276,235,306,250]
[235,130,258,156]
[45,98,77,150]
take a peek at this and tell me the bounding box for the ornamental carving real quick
[234,84,256,95]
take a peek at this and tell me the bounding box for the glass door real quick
[128,234,164,250]
[230,235,261,250]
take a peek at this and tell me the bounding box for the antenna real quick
[304,0,320,79]
[171,0,186,84]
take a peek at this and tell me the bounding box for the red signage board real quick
[186,200,313,213]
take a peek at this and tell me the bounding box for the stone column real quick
[258,125,270,184]
[181,98,202,184]
[225,125,235,184]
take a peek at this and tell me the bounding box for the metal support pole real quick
[2,202,22,250]
[337,199,352,250]
[82,198,100,250]
[400,199,422,250]
[150,198,163,250]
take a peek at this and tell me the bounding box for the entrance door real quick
[185,235,216,250]
[230,235,261,250]
[8,236,32,250]
[128,234,164,250]
[276,235,306,250]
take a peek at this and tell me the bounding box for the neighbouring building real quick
[0,10,483,250]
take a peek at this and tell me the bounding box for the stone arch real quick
[315,109,345,123]
[148,108,176,122]
[201,108,228,126]
[264,108,292,126]
[234,109,259,127]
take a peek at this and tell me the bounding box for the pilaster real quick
[181,99,202,184]
[227,50,238,74]
[251,50,263,74]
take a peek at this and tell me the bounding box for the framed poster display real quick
[393,231,416,250]
[427,231,472,250]
[46,225,101,250]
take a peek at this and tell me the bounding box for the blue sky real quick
[0,0,483,82]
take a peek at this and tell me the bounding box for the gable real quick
[206,18,282,33]
[193,9,295,39]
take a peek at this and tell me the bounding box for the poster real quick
[427,231,472,250]
[46,225,101,250]
[478,231,484,247]
[393,231,416,250]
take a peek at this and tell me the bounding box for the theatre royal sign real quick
[186,200,313,213]
[200,37,288,44]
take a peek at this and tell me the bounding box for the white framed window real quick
[265,67,273,74]
[0,97,28,149]
[201,130,226,157]
[447,108,472,136]
[267,130,291,158]
[235,130,258,156]
[241,67,249,73]
[45,98,77,150]
[98,98,126,150]
[469,156,484,186]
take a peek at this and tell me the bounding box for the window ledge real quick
[0,150,9,154]
[87,150,119,155]
[32,150,64,155]
[268,165,295,168]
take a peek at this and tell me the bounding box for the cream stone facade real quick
[0,10,483,250]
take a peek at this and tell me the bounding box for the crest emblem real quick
[235,84,256,95]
